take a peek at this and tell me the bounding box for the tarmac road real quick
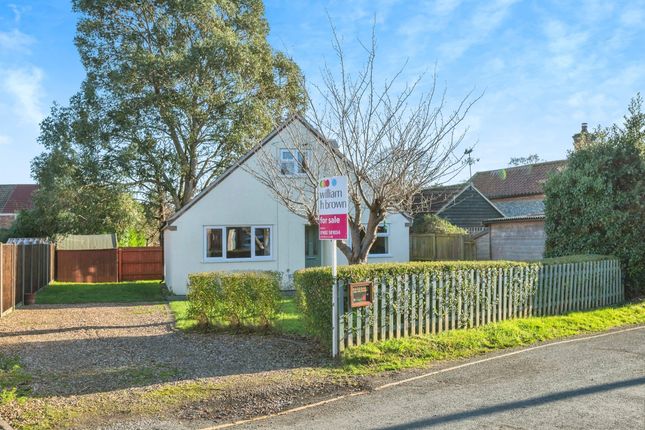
[237,327,645,429]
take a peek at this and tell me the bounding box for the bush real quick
[538,254,615,265]
[187,271,281,329]
[294,260,534,347]
[544,95,645,298]
[411,214,468,235]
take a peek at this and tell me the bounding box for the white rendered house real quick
[163,116,410,294]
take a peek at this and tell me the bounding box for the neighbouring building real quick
[415,183,503,235]
[471,160,567,260]
[163,116,411,294]
[0,184,37,229]
[418,159,567,260]
[479,215,547,260]
[470,159,567,218]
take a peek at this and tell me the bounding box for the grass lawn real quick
[169,295,307,336]
[36,281,165,304]
[342,301,645,374]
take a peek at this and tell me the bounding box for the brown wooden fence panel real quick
[1,244,15,314]
[1,243,53,317]
[410,233,476,261]
[119,247,163,281]
[56,249,118,283]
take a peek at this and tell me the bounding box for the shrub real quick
[411,214,468,235]
[187,271,281,329]
[544,95,645,298]
[294,260,535,347]
[538,254,614,265]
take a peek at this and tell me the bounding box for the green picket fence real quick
[336,258,622,351]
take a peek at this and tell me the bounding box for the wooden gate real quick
[118,247,163,281]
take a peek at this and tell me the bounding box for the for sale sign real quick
[318,176,348,240]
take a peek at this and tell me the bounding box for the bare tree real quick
[249,28,479,264]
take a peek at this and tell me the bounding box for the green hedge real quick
[294,255,617,347]
[411,214,468,235]
[187,271,281,329]
[294,260,534,347]
[538,254,616,265]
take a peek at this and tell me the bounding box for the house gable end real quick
[165,115,323,227]
[437,184,504,228]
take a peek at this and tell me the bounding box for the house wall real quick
[438,187,502,228]
[164,121,409,294]
[489,220,546,261]
[474,232,490,260]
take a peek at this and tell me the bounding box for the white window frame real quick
[368,223,391,257]
[348,222,392,257]
[203,225,274,262]
[279,148,308,176]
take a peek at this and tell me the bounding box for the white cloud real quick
[439,0,518,61]
[0,66,45,125]
[620,6,644,26]
[0,135,10,145]
[397,0,462,39]
[542,19,590,72]
[0,28,35,52]
[9,4,23,23]
[433,0,462,16]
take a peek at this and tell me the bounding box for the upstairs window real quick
[280,149,307,175]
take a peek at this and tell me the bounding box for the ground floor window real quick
[204,225,273,261]
[358,224,390,256]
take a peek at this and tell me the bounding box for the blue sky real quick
[0,0,643,184]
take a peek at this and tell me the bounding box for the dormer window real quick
[280,149,307,175]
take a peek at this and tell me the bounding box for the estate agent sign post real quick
[318,176,348,358]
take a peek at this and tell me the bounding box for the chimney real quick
[573,122,590,150]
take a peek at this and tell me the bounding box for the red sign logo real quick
[318,176,348,241]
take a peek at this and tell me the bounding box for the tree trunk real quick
[337,208,384,265]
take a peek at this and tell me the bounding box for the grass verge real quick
[169,294,307,336]
[342,301,645,374]
[0,354,31,405]
[36,281,165,304]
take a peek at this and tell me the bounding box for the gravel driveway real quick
[0,303,328,397]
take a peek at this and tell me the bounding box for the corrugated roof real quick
[471,160,567,199]
[0,184,37,213]
[57,234,118,250]
[484,214,546,224]
[493,200,545,217]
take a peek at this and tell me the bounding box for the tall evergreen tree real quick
[72,0,305,210]
[544,95,645,297]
